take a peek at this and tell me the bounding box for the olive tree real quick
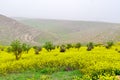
[10,40,23,60]
[10,40,30,60]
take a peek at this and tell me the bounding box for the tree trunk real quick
[16,55,19,60]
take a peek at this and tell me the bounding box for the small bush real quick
[66,43,73,49]
[105,41,114,49]
[43,42,55,51]
[75,43,81,50]
[87,42,94,51]
[60,45,66,52]
[0,48,4,51]
[33,46,42,54]
[7,47,12,53]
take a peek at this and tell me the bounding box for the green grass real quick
[0,69,82,80]
[51,70,82,80]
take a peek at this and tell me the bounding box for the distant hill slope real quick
[0,14,120,45]
[16,18,120,44]
[0,15,51,45]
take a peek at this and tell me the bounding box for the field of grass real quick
[1,42,120,79]
[0,70,82,80]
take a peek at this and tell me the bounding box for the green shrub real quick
[60,45,66,52]
[0,47,4,51]
[33,46,42,54]
[56,45,60,48]
[7,47,12,53]
[66,43,73,49]
[87,42,94,51]
[106,41,114,49]
[43,42,55,51]
[75,43,81,50]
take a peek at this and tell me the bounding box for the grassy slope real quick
[19,19,120,44]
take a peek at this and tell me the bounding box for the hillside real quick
[0,14,120,45]
[0,15,47,45]
[17,18,120,44]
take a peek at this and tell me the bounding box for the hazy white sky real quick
[0,0,120,23]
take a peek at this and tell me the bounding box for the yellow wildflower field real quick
[0,44,120,79]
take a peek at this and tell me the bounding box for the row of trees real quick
[6,40,114,60]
